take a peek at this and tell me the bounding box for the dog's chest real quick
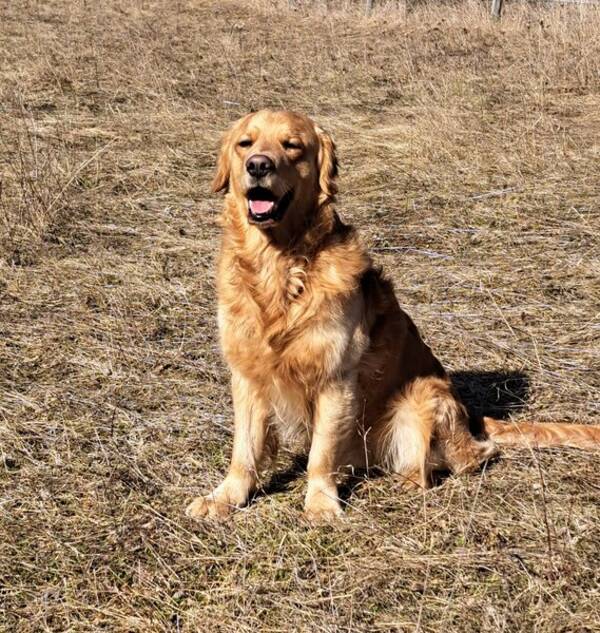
[219,274,365,399]
[219,294,315,384]
[219,276,352,390]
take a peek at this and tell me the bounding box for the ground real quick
[1,1,599,631]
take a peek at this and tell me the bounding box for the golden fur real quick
[186,110,600,522]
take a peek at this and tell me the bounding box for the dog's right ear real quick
[211,127,234,194]
[211,113,254,194]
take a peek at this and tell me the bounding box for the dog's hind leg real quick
[374,377,497,488]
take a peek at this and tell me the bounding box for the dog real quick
[186,110,600,522]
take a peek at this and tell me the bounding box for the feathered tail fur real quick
[483,417,600,450]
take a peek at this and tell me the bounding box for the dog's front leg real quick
[186,369,271,520]
[304,374,357,522]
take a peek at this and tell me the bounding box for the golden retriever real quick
[186,110,600,522]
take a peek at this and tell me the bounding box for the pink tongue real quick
[249,199,274,215]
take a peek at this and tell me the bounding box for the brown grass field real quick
[1,0,600,631]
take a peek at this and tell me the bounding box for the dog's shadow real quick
[257,454,379,507]
[451,370,529,435]
[256,370,530,503]
[256,453,376,508]
[258,453,308,498]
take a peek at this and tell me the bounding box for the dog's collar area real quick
[247,187,294,226]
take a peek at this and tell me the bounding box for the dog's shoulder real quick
[309,215,371,299]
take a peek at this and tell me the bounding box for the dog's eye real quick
[283,140,302,151]
[238,139,253,148]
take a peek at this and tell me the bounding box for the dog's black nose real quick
[246,154,275,179]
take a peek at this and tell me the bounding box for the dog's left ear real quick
[316,125,339,205]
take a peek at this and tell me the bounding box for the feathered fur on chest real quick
[217,225,371,392]
[218,249,321,384]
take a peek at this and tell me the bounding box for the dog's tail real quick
[483,417,600,450]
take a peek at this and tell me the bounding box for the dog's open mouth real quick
[247,187,294,226]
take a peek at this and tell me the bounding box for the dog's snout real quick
[246,154,275,179]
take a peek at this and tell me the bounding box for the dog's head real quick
[212,110,338,230]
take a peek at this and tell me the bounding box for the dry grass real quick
[1,0,600,630]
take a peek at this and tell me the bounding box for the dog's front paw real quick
[185,495,228,520]
[185,489,238,521]
[303,490,343,523]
